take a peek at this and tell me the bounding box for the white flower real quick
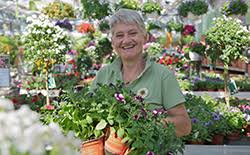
[0,98,14,111]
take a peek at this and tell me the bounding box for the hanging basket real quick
[81,135,105,155]
[189,51,202,61]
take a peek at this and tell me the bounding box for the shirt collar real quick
[110,53,152,73]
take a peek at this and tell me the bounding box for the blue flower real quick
[212,113,221,121]
[191,118,199,123]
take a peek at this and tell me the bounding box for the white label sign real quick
[0,68,10,87]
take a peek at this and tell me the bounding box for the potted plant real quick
[177,0,208,18]
[81,0,111,20]
[221,0,248,16]
[205,15,250,106]
[183,94,213,144]
[224,106,245,140]
[42,1,76,19]
[99,83,184,155]
[142,1,162,18]
[23,14,71,107]
[166,20,183,32]
[41,86,110,155]
[188,41,206,61]
[115,0,140,10]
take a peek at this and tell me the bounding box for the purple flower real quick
[167,151,174,155]
[133,114,140,120]
[146,151,155,155]
[204,121,213,127]
[135,95,144,102]
[55,19,72,31]
[212,113,221,121]
[191,118,199,124]
[114,93,126,103]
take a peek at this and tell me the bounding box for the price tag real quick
[0,55,10,87]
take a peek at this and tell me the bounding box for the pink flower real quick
[45,104,55,110]
[114,93,126,103]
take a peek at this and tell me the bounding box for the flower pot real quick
[81,136,105,155]
[211,134,224,145]
[189,52,202,61]
[105,129,128,155]
[187,140,205,145]
[226,132,241,141]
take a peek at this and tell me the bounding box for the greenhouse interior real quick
[0,0,250,155]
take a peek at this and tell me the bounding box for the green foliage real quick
[205,16,250,69]
[41,83,184,153]
[81,0,111,20]
[178,0,208,17]
[42,1,75,19]
[95,37,112,63]
[0,35,19,65]
[142,2,161,14]
[76,49,93,73]
[221,0,248,16]
[189,42,206,56]
[98,20,110,32]
[116,0,140,10]
[166,20,183,32]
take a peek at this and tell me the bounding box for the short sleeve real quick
[161,71,185,109]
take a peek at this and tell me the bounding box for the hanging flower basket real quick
[189,51,202,61]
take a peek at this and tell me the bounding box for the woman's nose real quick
[121,35,133,44]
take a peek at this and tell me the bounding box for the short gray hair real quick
[109,9,146,35]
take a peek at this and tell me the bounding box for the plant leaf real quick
[95,119,107,130]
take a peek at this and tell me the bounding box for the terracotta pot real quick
[226,132,241,141]
[81,136,105,155]
[211,134,224,145]
[187,140,205,145]
[105,129,128,155]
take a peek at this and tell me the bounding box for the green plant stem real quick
[45,62,50,106]
[224,67,230,107]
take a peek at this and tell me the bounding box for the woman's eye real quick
[116,34,123,38]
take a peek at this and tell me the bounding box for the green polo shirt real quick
[91,56,185,110]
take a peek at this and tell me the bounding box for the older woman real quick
[92,9,191,137]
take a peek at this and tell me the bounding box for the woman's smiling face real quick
[111,23,147,61]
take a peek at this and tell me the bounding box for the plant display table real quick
[181,145,250,155]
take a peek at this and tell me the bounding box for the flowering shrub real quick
[182,24,196,36]
[221,0,248,16]
[42,1,75,19]
[23,15,71,72]
[0,103,80,155]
